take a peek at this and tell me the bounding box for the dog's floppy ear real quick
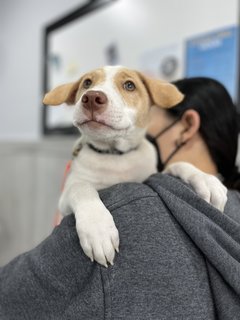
[138,73,184,108]
[43,81,80,106]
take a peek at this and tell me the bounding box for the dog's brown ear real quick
[43,81,80,106]
[138,73,184,108]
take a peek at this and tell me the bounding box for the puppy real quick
[43,66,227,267]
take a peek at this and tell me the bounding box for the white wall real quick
[0,0,86,141]
[0,0,239,141]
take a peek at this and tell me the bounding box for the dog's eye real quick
[123,81,135,91]
[83,79,92,89]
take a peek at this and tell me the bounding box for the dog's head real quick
[43,66,183,143]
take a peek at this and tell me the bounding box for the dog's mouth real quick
[75,120,129,131]
[76,120,114,129]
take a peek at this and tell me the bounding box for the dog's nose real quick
[81,90,108,113]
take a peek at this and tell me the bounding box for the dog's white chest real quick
[71,139,157,190]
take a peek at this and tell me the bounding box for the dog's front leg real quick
[164,162,227,212]
[59,175,119,267]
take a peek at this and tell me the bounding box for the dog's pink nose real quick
[81,90,108,113]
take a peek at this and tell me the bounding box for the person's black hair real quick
[169,77,240,191]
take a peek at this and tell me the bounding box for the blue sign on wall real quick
[186,26,239,102]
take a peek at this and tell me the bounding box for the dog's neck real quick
[82,129,146,155]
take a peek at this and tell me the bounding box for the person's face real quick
[147,107,183,163]
[147,107,218,175]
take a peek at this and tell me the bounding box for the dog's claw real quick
[109,260,114,266]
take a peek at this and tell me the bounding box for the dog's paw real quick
[165,162,227,212]
[75,205,119,267]
[187,172,227,212]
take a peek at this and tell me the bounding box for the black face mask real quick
[147,118,186,172]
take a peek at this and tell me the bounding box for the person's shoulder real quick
[225,190,240,223]
[99,177,158,210]
[99,173,189,211]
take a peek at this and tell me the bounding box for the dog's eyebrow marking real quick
[115,69,138,80]
[82,69,106,85]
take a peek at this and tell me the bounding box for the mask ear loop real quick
[154,118,181,140]
[162,140,187,168]
[147,116,184,171]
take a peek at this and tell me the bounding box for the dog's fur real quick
[44,66,227,267]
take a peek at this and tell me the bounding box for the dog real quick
[43,66,227,267]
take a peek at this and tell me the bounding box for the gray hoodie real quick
[0,173,240,320]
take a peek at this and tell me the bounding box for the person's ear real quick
[179,109,200,143]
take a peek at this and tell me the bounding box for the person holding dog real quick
[1,77,240,319]
[148,77,240,190]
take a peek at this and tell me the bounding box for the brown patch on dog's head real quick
[43,68,106,106]
[112,68,184,127]
[113,69,152,127]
